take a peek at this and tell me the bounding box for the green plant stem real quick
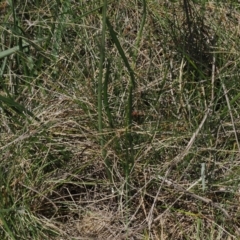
[133,0,146,64]
[98,0,109,178]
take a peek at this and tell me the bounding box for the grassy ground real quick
[1,0,240,239]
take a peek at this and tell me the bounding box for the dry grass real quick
[1,0,240,239]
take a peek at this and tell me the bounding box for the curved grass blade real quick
[106,18,135,89]
[0,95,38,121]
[0,39,45,60]
[106,18,135,183]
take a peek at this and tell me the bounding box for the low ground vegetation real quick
[1,0,240,239]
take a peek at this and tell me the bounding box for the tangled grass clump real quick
[1,0,240,239]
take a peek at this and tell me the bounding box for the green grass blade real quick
[106,17,135,186]
[98,0,110,179]
[0,212,16,240]
[0,95,38,120]
[106,18,135,89]
[103,58,114,128]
